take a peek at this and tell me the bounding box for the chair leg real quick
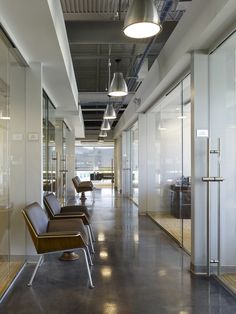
[81,248,94,289]
[85,245,93,266]
[80,192,87,200]
[88,223,95,242]
[28,255,43,286]
[86,225,95,254]
[39,255,44,267]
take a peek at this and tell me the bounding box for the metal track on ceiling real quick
[60,0,129,14]
[61,0,183,21]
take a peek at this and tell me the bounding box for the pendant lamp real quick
[101,119,111,131]
[104,97,116,120]
[124,0,162,39]
[108,59,128,97]
[99,130,108,137]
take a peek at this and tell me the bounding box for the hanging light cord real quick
[108,44,111,89]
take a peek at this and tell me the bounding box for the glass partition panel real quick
[9,49,26,286]
[0,36,26,296]
[182,76,191,253]
[208,32,236,288]
[43,93,56,194]
[75,145,114,187]
[147,75,191,253]
[0,37,10,296]
[130,122,139,204]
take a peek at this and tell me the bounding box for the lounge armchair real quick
[22,202,94,288]
[43,193,95,253]
[72,176,94,200]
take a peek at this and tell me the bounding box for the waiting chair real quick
[43,193,95,253]
[72,176,94,200]
[22,202,94,288]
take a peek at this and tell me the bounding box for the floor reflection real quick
[0,188,236,314]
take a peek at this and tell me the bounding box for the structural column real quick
[138,113,147,214]
[66,128,75,197]
[190,51,209,273]
[25,62,43,256]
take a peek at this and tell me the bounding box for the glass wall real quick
[43,92,56,194]
[208,32,236,290]
[147,75,191,253]
[130,122,139,204]
[0,34,26,296]
[75,144,114,187]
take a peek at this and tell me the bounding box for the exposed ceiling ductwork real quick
[61,0,192,141]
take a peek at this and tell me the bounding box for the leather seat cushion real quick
[47,218,88,244]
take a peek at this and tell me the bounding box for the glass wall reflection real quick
[208,31,236,291]
[147,75,191,253]
[0,33,26,296]
[130,122,139,205]
[75,144,114,188]
[43,93,56,194]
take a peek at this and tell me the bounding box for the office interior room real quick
[1,0,236,310]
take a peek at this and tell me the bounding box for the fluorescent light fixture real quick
[177,115,187,119]
[0,116,10,120]
[124,0,162,39]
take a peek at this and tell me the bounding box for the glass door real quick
[147,75,191,254]
[208,33,236,285]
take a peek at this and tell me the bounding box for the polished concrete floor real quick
[1,188,236,313]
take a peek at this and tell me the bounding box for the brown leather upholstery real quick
[72,176,93,193]
[47,219,88,243]
[43,193,96,253]
[43,193,90,223]
[22,202,94,288]
[22,202,88,254]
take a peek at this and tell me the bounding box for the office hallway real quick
[1,189,236,314]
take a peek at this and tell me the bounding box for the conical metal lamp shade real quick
[124,0,162,39]
[108,72,128,97]
[101,119,111,131]
[104,104,116,120]
[99,130,107,137]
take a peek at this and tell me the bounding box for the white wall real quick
[114,136,122,193]
[138,114,147,213]
[190,52,209,273]
[25,62,43,255]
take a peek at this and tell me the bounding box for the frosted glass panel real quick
[209,33,236,278]
[0,35,26,296]
[147,75,191,253]
[130,122,139,204]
